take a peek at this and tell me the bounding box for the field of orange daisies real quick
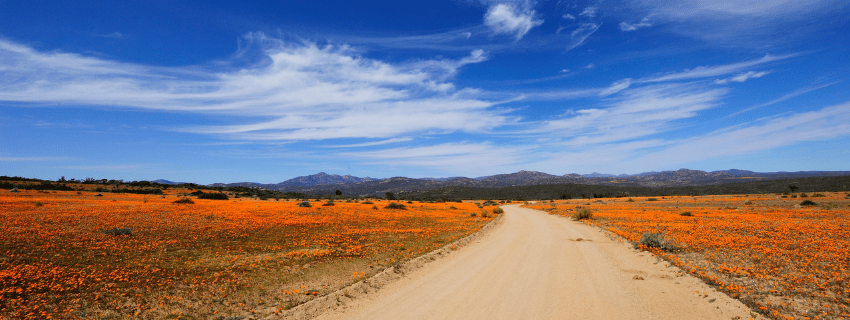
[525,192,850,320]
[0,188,496,319]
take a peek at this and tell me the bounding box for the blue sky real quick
[1,0,849,184]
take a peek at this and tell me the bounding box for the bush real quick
[800,193,809,198]
[572,208,593,220]
[646,198,659,201]
[384,203,407,210]
[481,210,490,218]
[173,198,195,204]
[680,211,693,216]
[626,198,635,202]
[198,192,229,200]
[800,200,817,206]
[493,207,504,214]
[362,200,374,204]
[322,199,335,206]
[449,205,458,210]
[482,200,498,206]
[103,227,132,236]
[298,201,312,207]
[470,212,477,217]
[811,193,826,197]
[636,232,678,251]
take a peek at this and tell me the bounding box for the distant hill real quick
[205,169,850,197]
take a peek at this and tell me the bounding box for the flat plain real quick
[0,187,495,319]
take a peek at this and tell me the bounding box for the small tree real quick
[335,190,343,196]
[788,185,798,193]
[385,192,396,201]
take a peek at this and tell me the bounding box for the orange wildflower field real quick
[526,192,850,320]
[0,188,495,319]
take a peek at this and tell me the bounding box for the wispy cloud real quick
[543,84,726,146]
[92,32,126,39]
[483,4,544,40]
[326,138,413,148]
[344,142,529,175]
[725,82,840,118]
[579,6,597,18]
[619,17,651,31]
[714,71,769,84]
[565,23,600,51]
[636,101,850,165]
[619,0,841,45]
[645,54,795,83]
[0,34,503,141]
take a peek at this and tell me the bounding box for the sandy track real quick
[315,205,759,320]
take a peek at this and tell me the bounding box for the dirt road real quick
[315,205,758,320]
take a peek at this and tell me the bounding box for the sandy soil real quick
[310,205,761,320]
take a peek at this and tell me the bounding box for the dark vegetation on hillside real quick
[2,175,848,201]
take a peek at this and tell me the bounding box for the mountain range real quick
[205,169,850,196]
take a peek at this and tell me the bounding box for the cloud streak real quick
[0,34,503,141]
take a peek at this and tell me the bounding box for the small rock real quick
[632,275,644,280]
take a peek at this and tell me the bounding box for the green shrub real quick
[680,211,693,216]
[626,198,635,202]
[173,198,194,204]
[572,208,593,220]
[298,201,312,207]
[322,199,335,206]
[362,200,374,204]
[492,207,504,214]
[449,205,458,210]
[34,201,43,207]
[811,193,826,197]
[800,193,809,198]
[198,192,229,200]
[646,198,659,201]
[636,232,678,251]
[385,203,407,210]
[800,200,817,206]
[470,212,477,217]
[103,227,132,236]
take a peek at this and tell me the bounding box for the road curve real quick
[315,204,758,320]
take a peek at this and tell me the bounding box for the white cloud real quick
[563,13,576,20]
[344,142,528,175]
[579,6,597,18]
[645,54,794,83]
[714,70,769,84]
[560,69,570,73]
[0,35,501,141]
[632,0,829,19]
[566,23,600,51]
[636,101,850,165]
[543,84,726,146]
[600,78,632,96]
[326,138,413,148]
[484,4,544,40]
[584,63,595,69]
[619,17,652,31]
